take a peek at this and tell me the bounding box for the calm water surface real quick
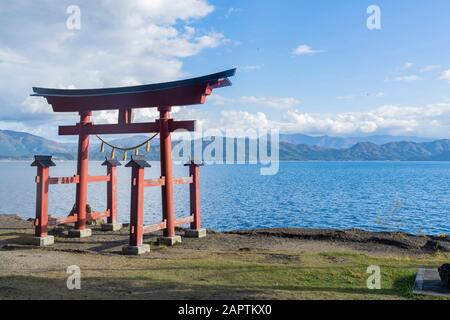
[0,161,448,235]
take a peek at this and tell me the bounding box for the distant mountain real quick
[278,140,450,161]
[279,133,434,149]
[0,129,449,161]
[0,130,75,159]
[0,131,158,160]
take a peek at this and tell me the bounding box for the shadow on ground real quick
[0,269,420,300]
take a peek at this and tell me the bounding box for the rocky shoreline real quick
[1,213,449,300]
[0,214,449,255]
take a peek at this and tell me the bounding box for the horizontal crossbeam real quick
[59,119,196,136]
[144,177,165,187]
[45,175,110,185]
[142,216,194,235]
[48,214,78,226]
[48,176,79,185]
[88,175,110,183]
[173,177,193,185]
[175,216,194,226]
[89,210,111,221]
[46,209,111,226]
[143,221,167,234]
[143,176,193,188]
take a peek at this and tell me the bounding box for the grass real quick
[1,249,449,300]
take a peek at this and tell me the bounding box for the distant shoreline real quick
[1,214,448,250]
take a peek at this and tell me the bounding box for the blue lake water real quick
[0,161,449,235]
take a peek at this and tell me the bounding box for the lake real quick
[0,161,449,235]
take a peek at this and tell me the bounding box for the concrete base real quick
[413,268,450,298]
[101,223,122,232]
[122,244,151,255]
[158,235,182,246]
[68,228,92,238]
[31,236,54,247]
[184,228,207,238]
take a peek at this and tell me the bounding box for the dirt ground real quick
[0,214,449,300]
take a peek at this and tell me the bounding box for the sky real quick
[1,0,450,140]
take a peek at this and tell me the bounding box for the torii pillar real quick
[158,106,182,246]
[31,156,56,246]
[101,158,122,232]
[69,111,92,238]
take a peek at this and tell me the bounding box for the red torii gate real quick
[30,69,236,254]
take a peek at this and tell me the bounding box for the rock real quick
[438,264,450,287]
[423,240,450,253]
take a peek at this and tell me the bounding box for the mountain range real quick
[279,133,434,149]
[278,140,450,161]
[0,129,449,161]
[0,130,76,160]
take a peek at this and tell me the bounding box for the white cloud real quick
[0,48,28,65]
[337,92,384,100]
[336,95,355,101]
[0,0,227,137]
[402,62,414,70]
[292,44,323,56]
[439,70,450,83]
[218,111,271,131]
[282,104,450,137]
[131,25,225,58]
[91,111,118,125]
[238,65,262,72]
[420,65,441,73]
[102,0,214,25]
[207,104,450,138]
[209,95,301,109]
[240,96,301,109]
[394,75,422,82]
[21,97,54,115]
[225,7,242,18]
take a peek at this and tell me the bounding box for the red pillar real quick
[71,112,92,238]
[102,159,122,231]
[159,106,176,238]
[130,166,145,246]
[125,156,151,253]
[31,155,56,245]
[184,161,206,238]
[101,159,122,231]
[35,166,50,237]
[107,163,118,224]
[189,163,201,230]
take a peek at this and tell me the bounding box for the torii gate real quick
[31,69,236,254]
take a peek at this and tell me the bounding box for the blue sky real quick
[1,0,450,139]
[201,0,450,111]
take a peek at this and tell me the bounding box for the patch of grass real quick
[118,251,448,300]
[1,249,449,300]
